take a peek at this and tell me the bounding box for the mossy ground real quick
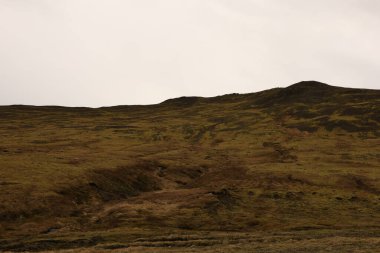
[0,82,379,252]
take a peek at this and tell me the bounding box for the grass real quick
[0,81,379,252]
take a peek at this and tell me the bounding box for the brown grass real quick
[0,82,379,251]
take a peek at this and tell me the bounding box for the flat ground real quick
[0,82,379,252]
[2,228,380,252]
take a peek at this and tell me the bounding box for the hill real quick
[0,81,379,252]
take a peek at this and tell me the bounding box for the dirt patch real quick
[57,163,161,204]
[1,236,104,252]
[337,175,380,194]
[205,188,239,213]
[262,142,298,162]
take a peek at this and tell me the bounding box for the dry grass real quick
[0,82,379,251]
[7,230,380,253]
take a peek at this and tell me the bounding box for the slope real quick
[0,81,379,251]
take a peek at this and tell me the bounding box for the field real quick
[0,81,379,252]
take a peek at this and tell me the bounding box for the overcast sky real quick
[0,0,379,107]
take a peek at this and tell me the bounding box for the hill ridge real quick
[3,81,378,109]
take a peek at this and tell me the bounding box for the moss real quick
[0,83,379,251]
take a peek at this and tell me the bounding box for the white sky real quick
[0,0,379,107]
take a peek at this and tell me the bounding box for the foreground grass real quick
[2,229,380,253]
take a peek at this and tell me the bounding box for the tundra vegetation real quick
[0,81,379,252]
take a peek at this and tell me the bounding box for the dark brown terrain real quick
[0,81,379,252]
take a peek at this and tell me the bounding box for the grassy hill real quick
[0,81,379,252]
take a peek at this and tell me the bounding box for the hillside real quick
[0,81,379,252]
